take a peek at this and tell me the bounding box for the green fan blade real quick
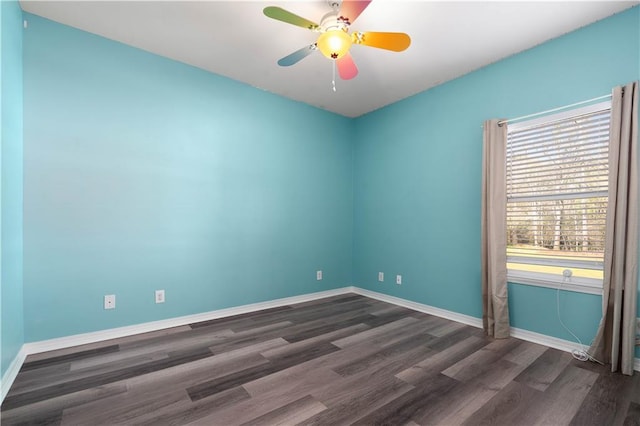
[263,6,319,31]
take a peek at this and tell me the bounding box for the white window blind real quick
[506,102,611,292]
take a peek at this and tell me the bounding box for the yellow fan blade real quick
[352,32,411,52]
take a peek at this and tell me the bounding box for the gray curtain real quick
[589,81,639,375]
[481,119,510,338]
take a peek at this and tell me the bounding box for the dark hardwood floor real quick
[1,294,639,425]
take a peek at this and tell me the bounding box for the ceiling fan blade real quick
[338,0,372,24]
[277,44,317,67]
[337,53,358,80]
[263,6,319,31]
[353,32,411,52]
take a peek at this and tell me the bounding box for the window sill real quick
[507,271,603,295]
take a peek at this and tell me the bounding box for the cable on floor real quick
[557,270,603,364]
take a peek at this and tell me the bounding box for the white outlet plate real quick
[378,272,384,282]
[396,275,402,285]
[316,270,322,281]
[104,294,116,310]
[155,290,165,304]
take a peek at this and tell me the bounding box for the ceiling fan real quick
[263,0,411,81]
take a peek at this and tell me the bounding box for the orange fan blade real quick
[337,53,358,80]
[352,32,411,52]
[339,0,372,24]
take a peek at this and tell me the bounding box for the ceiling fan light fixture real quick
[264,1,409,82]
[317,29,352,60]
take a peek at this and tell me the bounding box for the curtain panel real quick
[589,81,639,375]
[481,119,510,338]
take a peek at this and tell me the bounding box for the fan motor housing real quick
[320,10,349,32]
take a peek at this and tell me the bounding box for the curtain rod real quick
[497,93,611,127]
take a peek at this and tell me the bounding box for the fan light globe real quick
[317,29,352,60]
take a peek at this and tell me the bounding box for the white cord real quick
[332,61,337,92]
[557,270,603,364]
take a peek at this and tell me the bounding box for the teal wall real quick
[1,0,24,378]
[353,6,640,355]
[22,14,353,341]
[9,5,640,358]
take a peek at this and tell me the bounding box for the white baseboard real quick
[351,287,483,328]
[24,287,355,355]
[1,345,28,402]
[509,326,586,354]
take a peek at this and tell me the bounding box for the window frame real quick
[505,101,611,295]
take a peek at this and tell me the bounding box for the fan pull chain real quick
[332,61,337,92]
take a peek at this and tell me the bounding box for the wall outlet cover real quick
[155,290,165,304]
[104,294,116,310]
[316,270,322,280]
[378,272,384,282]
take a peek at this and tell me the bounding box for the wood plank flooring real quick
[1,294,638,425]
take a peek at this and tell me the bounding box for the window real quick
[506,101,611,294]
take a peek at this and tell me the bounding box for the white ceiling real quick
[20,1,639,117]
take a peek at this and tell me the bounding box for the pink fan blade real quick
[337,53,358,80]
[339,0,372,24]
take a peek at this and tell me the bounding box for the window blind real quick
[506,106,610,275]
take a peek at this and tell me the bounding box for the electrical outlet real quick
[104,294,116,310]
[155,290,165,304]
[396,275,402,285]
[378,272,384,282]
[316,270,323,281]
